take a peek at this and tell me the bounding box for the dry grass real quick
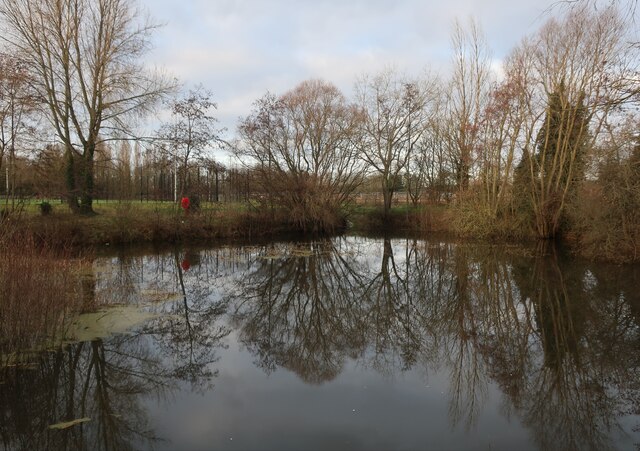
[450,201,535,242]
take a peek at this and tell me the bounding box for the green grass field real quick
[1,198,251,217]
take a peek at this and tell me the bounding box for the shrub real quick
[39,201,52,216]
[189,194,201,212]
[451,199,534,241]
[573,155,640,263]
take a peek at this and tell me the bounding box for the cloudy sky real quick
[140,0,561,137]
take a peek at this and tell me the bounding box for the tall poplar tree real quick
[0,0,173,213]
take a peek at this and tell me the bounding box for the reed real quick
[0,230,88,360]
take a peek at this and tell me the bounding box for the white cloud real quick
[141,0,560,135]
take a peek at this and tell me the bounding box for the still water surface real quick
[2,236,640,450]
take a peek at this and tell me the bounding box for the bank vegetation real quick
[0,2,639,261]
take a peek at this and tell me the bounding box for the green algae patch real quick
[63,306,161,343]
[139,289,183,303]
[1,304,169,368]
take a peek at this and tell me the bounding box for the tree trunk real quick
[215,169,219,202]
[78,145,95,215]
[458,158,470,192]
[382,182,393,219]
[65,148,80,213]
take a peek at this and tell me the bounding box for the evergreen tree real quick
[514,82,589,238]
[535,84,588,202]
[512,147,534,217]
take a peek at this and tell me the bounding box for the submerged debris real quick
[48,418,91,430]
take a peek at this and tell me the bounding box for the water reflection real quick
[1,237,639,450]
[226,238,640,450]
[229,240,370,383]
[0,336,174,450]
[503,249,640,451]
[0,248,232,450]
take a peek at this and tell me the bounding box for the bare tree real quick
[238,79,364,233]
[445,19,492,195]
[158,85,225,202]
[419,102,457,204]
[406,83,461,205]
[0,51,36,206]
[475,53,534,218]
[513,4,638,238]
[355,69,434,218]
[0,0,174,213]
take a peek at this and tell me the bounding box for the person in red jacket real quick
[181,196,190,215]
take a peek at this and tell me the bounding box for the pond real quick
[1,236,639,450]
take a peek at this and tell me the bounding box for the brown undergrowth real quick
[11,203,300,248]
[0,223,91,361]
[348,205,450,235]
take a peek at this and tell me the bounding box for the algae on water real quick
[139,289,183,303]
[63,305,161,343]
[2,287,182,361]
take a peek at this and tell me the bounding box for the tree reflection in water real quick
[1,238,639,450]
[0,246,237,451]
[227,237,640,450]
[0,337,177,451]
[498,246,640,451]
[228,239,370,383]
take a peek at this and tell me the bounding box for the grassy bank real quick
[1,200,303,248]
[1,198,636,263]
[1,200,456,248]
